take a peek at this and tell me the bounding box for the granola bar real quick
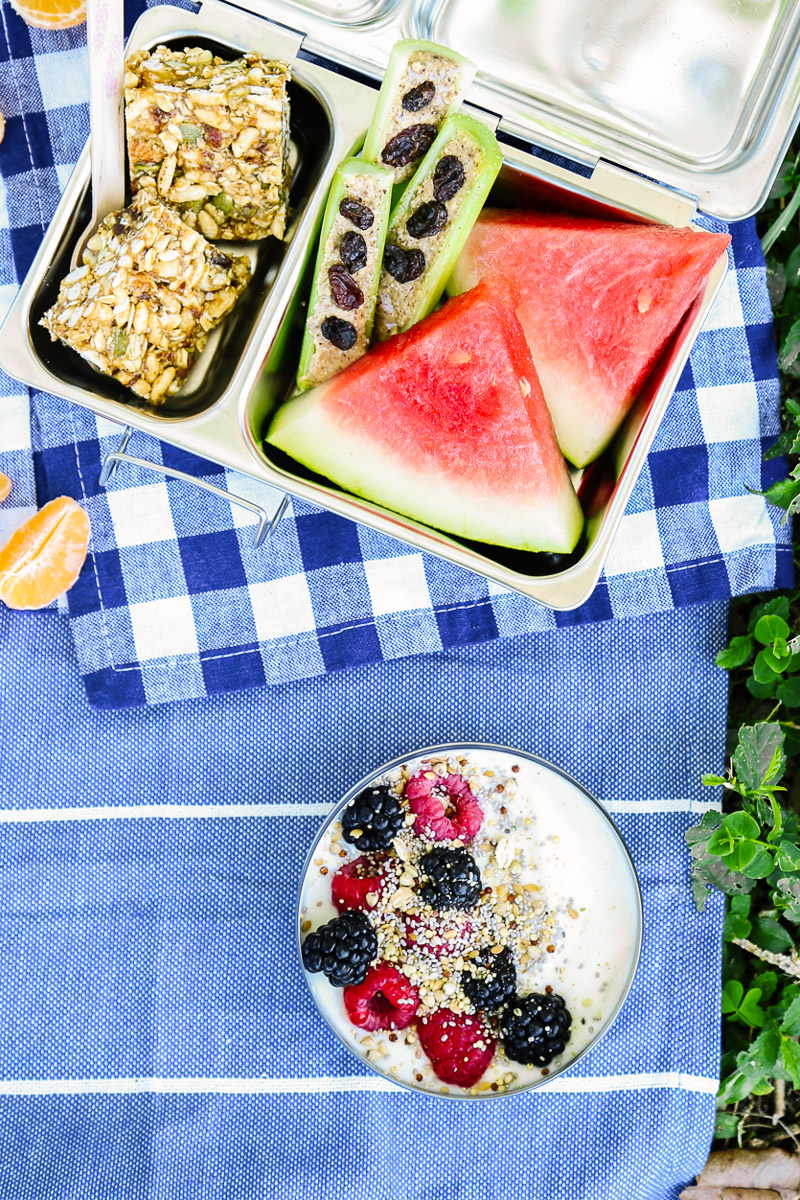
[125,44,291,241]
[41,191,251,404]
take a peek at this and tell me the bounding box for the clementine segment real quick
[0,496,91,610]
[0,473,11,502]
[8,0,85,28]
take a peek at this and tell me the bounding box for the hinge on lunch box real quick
[98,427,289,548]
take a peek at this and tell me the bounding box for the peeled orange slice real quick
[0,496,90,610]
[0,473,11,502]
[8,0,85,28]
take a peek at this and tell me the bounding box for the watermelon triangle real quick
[267,281,584,553]
[448,210,731,467]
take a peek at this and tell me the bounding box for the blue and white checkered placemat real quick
[0,0,793,710]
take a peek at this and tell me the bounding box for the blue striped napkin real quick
[0,0,792,709]
[0,592,730,1200]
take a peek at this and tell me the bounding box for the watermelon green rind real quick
[296,158,393,391]
[269,283,584,554]
[448,210,730,468]
[374,113,503,341]
[361,39,477,182]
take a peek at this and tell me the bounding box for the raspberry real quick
[417,1009,495,1088]
[344,963,419,1031]
[331,856,386,913]
[405,771,483,842]
[403,911,474,959]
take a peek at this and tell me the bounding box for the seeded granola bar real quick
[41,191,251,404]
[125,44,291,241]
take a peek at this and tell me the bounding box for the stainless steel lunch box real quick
[1,0,798,607]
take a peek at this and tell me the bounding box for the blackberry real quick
[301,910,377,987]
[341,784,404,851]
[462,946,516,1011]
[419,847,482,911]
[500,992,572,1067]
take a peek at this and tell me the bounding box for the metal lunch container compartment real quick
[1,0,798,604]
[296,743,644,1099]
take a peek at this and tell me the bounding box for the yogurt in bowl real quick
[298,743,642,1098]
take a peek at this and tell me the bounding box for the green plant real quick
[684,152,800,1150]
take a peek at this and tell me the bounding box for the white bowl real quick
[297,743,643,1099]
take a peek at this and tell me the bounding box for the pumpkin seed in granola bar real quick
[40,191,251,404]
[125,44,291,241]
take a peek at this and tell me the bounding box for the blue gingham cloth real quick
[0,594,729,1200]
[0,0,792,711]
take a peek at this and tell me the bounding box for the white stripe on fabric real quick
[0,803,336,823]
[0,1072,718,1098]
[0,798,717,823]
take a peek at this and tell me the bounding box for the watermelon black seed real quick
[321,316,357,350]
[433,155,465,203]
[383,243,425,284]
[339,197,374,229]
[381,123,437,169]
[402,80,436,112]
[406,201,448,240]
[328,264,364,311]
[339,231,368,274]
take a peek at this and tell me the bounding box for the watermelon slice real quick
[267,282,583,554]
[448,210,731,468]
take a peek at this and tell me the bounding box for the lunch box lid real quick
[239,0,800,220]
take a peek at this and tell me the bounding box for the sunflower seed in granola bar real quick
[40,191,251,404]
[125,44,291,241]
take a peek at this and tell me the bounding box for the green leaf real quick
[786,240,800,286]
[702,774,728,787]
[755,614,791,644]
[762,476,800,511]
[762,646,790,673]
[721,840,759,872]
[713,1111,740,1140]
[740,847,776,879]
[722,979,744,1014]
[753,970,779,1002]
[780,1034,800,1088]
[777,839,800,870]
[739,988,767,1028]
[752,915,794,953]
[780,996,800,1037]
[724,910,751,941]
[733,723,786,791]
[722,811,761,838]
[718,1025,782,1103]
[730,894,752,914]
[754,650,783,683]
[716,636,754,669]
[747,676,778,700]
[777,675,800,707]
[749,597,791,631]
[776,876,800,922]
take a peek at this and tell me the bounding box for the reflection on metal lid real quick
[414,0,800,217]
[240,0,800,217]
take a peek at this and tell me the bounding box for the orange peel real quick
[8,0,85,28]
[0,496,91,610]
[0,473,11,502]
